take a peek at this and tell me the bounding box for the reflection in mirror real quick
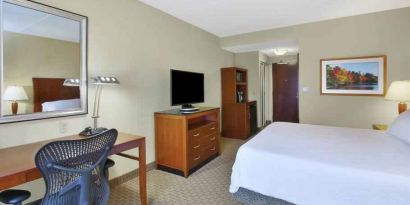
[2,1,82,116]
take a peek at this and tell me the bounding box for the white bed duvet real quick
[230,122,410,205]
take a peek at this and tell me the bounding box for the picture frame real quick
[320,55,387,96]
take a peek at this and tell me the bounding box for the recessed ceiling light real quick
[273,48,288,56]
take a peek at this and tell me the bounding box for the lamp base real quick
[11,101,18,115]
[79,127,108,137]
[399,102,407,114]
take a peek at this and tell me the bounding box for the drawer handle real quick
[194,156,201,161]
[210,127,216,130]
[193,133,200,137]
[210,137,216,141]
[193,145,200,149]
[210,147,216,151]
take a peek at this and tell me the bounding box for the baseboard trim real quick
[109,162,156,187]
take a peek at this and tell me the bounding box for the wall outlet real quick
[59,122,68,134]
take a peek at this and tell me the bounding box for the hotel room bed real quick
[230,122,410,205]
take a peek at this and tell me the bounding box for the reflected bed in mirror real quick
[0,0,87,123]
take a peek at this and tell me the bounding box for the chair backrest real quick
[35,129,118,205]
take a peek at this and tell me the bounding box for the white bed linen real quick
[42,98,81,112]
[230,122,410,205]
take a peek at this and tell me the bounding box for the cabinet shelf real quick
[188,120,216,131]
[221,67,250,139]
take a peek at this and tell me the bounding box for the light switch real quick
[302,87,310,92]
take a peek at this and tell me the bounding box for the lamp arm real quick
[92,85,103,129]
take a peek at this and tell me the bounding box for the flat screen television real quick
[171,69,204,112]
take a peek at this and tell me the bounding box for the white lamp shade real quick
[4,86,28,101]
[385,81,410,102]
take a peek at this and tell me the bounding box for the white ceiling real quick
[139,0,410,37]
[3,2,80,43]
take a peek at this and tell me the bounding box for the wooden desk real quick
[0,132,147,205]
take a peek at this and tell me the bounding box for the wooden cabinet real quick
[221,67,251,139]
[155,107,220,177]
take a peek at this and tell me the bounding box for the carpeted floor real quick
[109,137,294,205]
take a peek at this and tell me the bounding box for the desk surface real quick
[0,132,144,190]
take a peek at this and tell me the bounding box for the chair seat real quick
[105,158,115,169]
[0,189,31,204]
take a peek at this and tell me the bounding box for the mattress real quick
[230,122,410,205]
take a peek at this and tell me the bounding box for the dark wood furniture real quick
[155,107,220,177]
[0,133,147,205]
[221,67,250,139]
[272,63,299,123]
[32,78,80,112]
[248,101,258,135]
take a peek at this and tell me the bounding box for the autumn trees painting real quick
[321,56,386,96]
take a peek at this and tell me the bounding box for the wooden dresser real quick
[155,107,220,177]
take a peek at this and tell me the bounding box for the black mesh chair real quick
[34,129,118,205]
[0,129,118,205]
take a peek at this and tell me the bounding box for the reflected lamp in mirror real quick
[3,86,28,115]
[63,78,80,86]
[385,81,410,114]
[80,76,120,137]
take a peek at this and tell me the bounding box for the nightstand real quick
[372,124,389,131]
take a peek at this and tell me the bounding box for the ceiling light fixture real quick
[273,48,288,56]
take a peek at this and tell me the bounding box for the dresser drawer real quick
[201,133,218,145]
[189,148,202,168]
[188,128,205,141]
[189,140,202,152]
[202,140,218,159]
[203,122,218,136]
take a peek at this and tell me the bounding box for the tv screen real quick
[171,69,204,106]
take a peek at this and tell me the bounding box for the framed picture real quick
[320,56,387,96]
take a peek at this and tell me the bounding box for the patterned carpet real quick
[108,137,294,205]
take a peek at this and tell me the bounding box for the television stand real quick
[154,107,220,177]
[180,104,199,113]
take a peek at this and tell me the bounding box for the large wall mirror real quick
[0,0,87,123]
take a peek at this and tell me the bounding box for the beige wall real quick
[234,52,261,127]
[0,0,233,202]
[222,7,410,129]
[3,31,81,114]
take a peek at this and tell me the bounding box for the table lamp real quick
[80,76,120,137]
[385,81,410,114]
[3,86,28,115]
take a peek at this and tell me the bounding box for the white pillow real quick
[387,109,410,144]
